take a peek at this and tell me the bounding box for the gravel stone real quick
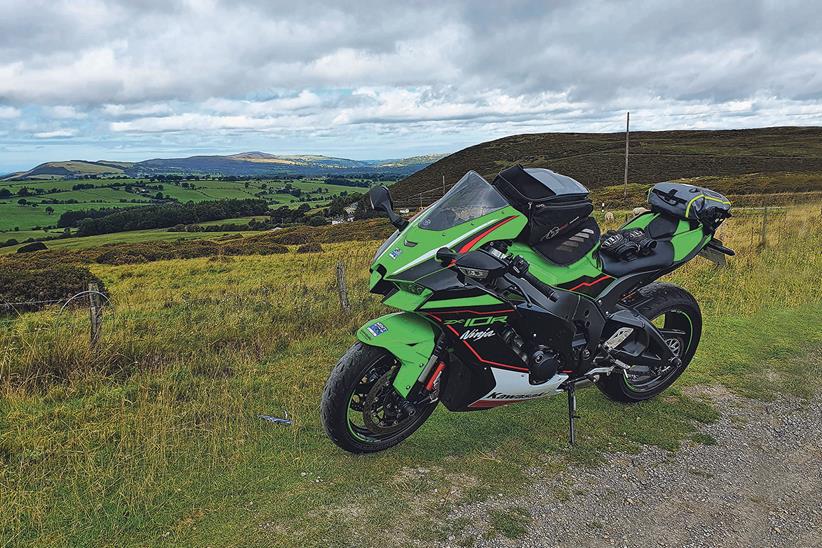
[449,392,822,547]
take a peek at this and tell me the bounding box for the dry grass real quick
[0,203,820,546]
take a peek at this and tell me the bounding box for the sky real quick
[1,0,821,172]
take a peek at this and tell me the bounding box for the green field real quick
[1,202,820,545]
[0,176,378,238]
[0,227,262,254]
[196,216,269,227]
[0,201,151,233]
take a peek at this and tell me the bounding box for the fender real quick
[356,312,438,397]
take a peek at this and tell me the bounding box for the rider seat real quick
[598,239,674,277]
[597,213,677,277]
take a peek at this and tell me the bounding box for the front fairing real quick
[369,205,526,311]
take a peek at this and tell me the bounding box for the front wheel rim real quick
[345,356,418,443]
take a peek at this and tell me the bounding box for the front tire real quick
[597,282,702,402]
[321,342,437,453]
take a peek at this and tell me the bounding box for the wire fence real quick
[1,284,114,346]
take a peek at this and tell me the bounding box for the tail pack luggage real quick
[648,182,731,231]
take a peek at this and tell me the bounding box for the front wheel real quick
[597,282,702,402]
[321,342,437,453]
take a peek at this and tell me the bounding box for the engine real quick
[501,326,563,385]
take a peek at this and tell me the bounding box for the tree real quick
[0,188,11,198]
[308,215,328,226]
[17,198,27,205]
[45,206,55,215]
[17,187,30,197]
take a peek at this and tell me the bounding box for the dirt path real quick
[451,389,822,547]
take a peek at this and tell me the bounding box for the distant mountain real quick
[370,154,449,168]
[3,152,447,181]
[390,126,822,203]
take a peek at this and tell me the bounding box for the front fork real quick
[405,335,447,404]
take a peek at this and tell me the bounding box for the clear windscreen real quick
[417,171,508,231]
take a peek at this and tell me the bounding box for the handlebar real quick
[520,270,559,302]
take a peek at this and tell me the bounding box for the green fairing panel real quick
[356,312,437,397]
[370,205,526,286]
[508,242,604,286]
[622,212,656,230]
[670,224,709,261]
[368,205,525,312]
[382,286,432,311]
[421,294,503,309]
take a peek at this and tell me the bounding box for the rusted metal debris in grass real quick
[258,414,293,426]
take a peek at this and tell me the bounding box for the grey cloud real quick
[2,0,820,105]
[0,0,821,168]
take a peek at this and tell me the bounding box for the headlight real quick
[396,280,426,295]
[457,267,489,280]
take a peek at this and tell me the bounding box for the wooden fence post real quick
[336,261,350,313]
[758,206,769,251]
[88,282,103,347]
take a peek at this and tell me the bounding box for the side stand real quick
[566,385,579,445]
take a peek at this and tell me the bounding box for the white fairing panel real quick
[468,369,568,409]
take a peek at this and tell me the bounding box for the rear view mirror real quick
[368,185,393,212]
[368,185,408,230]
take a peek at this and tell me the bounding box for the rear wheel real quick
[597,282,701,402]
[321,342,437,453]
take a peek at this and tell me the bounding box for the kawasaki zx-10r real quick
[321,165,733,453]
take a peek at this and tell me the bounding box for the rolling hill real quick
[3,160,134,180]
[390,126,822,203]
[3,152,447,181]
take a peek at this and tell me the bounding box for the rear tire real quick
[597,282,702,402]
[321,342,437,453]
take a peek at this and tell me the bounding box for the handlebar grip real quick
[522,271,559,302]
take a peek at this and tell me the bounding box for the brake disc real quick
[362,370,413,435]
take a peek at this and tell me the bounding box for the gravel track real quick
[450,388,822,548]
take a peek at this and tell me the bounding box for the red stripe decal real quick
[425,308,514,316]
[568,275,612,292]
[457,216,517,253]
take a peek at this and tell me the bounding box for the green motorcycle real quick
[321,165,733,453]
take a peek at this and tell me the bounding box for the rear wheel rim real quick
[623,309,690,392]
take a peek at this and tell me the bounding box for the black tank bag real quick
[492,165,593,246]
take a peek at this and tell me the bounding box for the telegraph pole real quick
[623,112,630,203]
